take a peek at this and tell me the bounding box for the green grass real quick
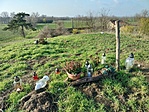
[0,30,149,112]
[35,20,87,30]
[0,24,22,43]
[0,21,87,44]
[36,21,72,30]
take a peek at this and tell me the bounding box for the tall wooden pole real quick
[71,18,74,29]
[115,20,120,71]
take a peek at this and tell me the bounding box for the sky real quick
[0,0,149,17]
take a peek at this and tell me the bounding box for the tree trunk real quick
[70,74,104,86]
[71,18,74,29]
[21,25,25,37]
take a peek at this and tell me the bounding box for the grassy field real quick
[35,21,73,30]
[0,20,86,43]
[36,20,87,30]
[0,26,149,111]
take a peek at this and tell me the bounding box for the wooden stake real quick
[71,18,74,29]
[115,20,120,71]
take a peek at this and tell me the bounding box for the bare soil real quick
[19,91,57,112]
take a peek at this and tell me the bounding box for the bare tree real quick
[98,8,110,31]
[26,12,40,27]
[75,15,81,28]
[10,12,15,18]
[1,11,9,24]
[141,9,149,17]
[85,11,96,31]
[9,12,15,21]
[84,9,110,32]
[31,12,40,27]
[135,9,149,21]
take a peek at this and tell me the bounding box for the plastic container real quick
[35,75,49,91]
[101,53,106,64]
[87,64,93,77]
[55,68,60,74]
[125,53,134,71]
[13,76,23,92]
[33,72,39,80]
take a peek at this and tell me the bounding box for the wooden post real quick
[71,18,74,29]
[115,20,120,71]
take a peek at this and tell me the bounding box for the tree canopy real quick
[3,12,36,37]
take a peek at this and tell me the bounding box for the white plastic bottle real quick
[125,53,134,71]
[101,53,106,64]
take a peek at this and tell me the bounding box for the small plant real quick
[64,61,82,74]
[120,25,135,34]
[72,29,79,34]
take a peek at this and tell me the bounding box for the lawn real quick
[0,31,149,111]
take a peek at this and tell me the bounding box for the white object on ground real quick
[101,53,106,64]
[16,88,21,92]
[0,109,3,112]
[35,75,49,90]
[125,57,134,70]
[100,32,104,34]
[0,109,4,112]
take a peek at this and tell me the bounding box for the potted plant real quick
[63,61,82,80]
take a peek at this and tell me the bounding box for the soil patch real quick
[19,91,57,112]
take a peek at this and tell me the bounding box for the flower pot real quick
[66,71,81,80]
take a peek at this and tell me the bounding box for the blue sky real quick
[0,0,149,17]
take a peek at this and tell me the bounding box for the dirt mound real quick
[19,91,57,112]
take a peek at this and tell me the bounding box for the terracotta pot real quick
[66,71,81,80]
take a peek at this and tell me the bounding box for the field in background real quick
[36,20,87,30]
[0,20,87,44]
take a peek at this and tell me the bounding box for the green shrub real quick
[72,29,79,34]
[139,18,149,35]
[79,30,85,33]
[120,25,135,34]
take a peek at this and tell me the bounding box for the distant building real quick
[107,20,129,31]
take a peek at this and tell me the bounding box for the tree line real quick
[1,9,149,38]
[0,11,71,25]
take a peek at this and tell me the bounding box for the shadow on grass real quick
[73,69,148,111]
